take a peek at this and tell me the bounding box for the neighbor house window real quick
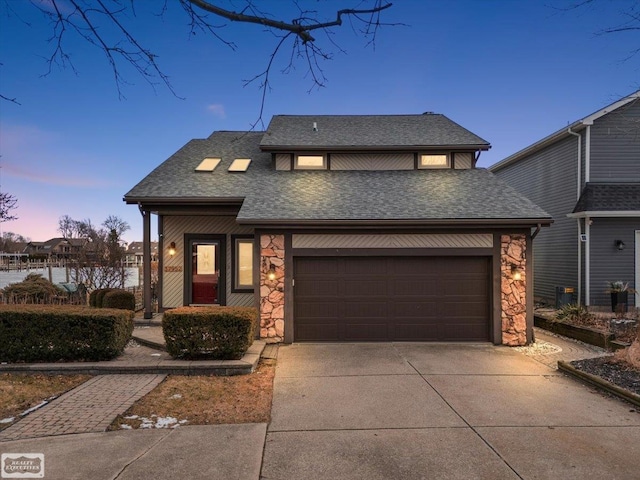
[233,236,254,291]
[295,154,326,169]
[419,154,450,169]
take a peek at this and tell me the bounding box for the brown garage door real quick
[293,256,490,342]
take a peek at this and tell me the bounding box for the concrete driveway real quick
[263,343,640,480]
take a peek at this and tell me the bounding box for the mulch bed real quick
[571,357,640,396]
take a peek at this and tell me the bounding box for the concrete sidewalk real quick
[0,424,266,480]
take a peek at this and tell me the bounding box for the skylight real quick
[228,158,251,172]
[195,157,221,172]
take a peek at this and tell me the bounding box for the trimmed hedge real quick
[94,288,116,308]
[103,290,136,311]
[163,306,257,360]
[0,305,134,362]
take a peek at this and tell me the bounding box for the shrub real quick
[2,274,65,304]
[0,305,134,362]
[94,288,116,308]
[555,304,594,324]
[103,290,136,311]
[89,289,101,307]
[163,306,257,360]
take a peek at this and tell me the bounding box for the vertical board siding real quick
[162,216,254,308]
[331,153,414,170]
[275,153,291,171]
[454,153,473,169]
[590,101,640,182]
[589,217,640,307]
[494,135,579,302]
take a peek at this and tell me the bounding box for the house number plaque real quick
[164,266,183,272]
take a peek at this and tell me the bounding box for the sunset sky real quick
[0,0,638,244]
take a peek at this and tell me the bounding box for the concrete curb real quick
[0,341,266,377]
[558,360,640,407]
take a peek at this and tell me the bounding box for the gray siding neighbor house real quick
[490,91,640,308]
[125,114,551,346]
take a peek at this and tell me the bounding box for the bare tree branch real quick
[187,0,391,42]
[3,0,396,113]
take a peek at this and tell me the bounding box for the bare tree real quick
[60,214,130,289]
[555,0,640,62]
[3,1,396,124]
[0,191,18,222]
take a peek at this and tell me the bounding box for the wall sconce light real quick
[168,241,176,256]
[267,264,277,281]
[615,240,625,251]
[512,266,523,281]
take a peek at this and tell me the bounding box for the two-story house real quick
[124,114,551,345]
[490,91,640,308]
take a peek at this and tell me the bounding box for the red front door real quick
[191,242,219,304]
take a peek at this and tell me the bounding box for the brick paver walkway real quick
[0,374,165,442]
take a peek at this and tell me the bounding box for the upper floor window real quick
[419,154,449,169]
[295,154,326,170]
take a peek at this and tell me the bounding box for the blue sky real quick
[0,0,638,243]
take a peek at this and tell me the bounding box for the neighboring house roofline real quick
[568,211,640,218]
[489,90,640,172]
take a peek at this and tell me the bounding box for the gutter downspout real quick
[568,127,582,304]
[583,123,592,305]
[585,216,591,306]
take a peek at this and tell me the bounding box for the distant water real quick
[0,267,141,290]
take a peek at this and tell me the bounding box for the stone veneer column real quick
[259,234,285,342]
[501,234,527,346]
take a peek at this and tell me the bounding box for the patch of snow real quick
[20,400,49,417]
[120,424,133,430]
[170,394,182,399]
[150,353,162,357]
[124,415,139,420]
[127,415,187,429]
[0,417,15,424]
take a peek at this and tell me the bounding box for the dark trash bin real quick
[555,286,574,309]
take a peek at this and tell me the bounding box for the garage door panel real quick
[295,279,339,297]
[343,301,387,317]
[294,256,490,342]
[393,323,441,341]
[296,257,339,274]
[390,279,439,296]
[343,258,386,274]
[342,279,387,296]
[294,302,338,318]
[389,301,437,317]
[343,322,390,341]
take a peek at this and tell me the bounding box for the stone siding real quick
[501,234,527,346]
[259,234,285,342]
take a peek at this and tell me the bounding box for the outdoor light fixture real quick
[267,264,277,281]
[512,266,523,281]
[168,242,177,256]
[615,240,625,251]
